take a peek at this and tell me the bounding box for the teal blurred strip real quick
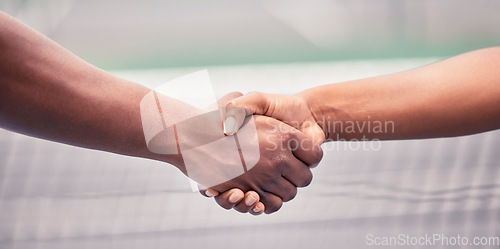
[89,40,500,70]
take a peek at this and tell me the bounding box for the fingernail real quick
[223,116,237,135]
[245,195,257,206]
[205,189,218,197]
[252,206,261,213]
[228,192,241,203]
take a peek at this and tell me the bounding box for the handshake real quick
[142,44,500,215]
[141,88,328,215]
[2,13,499,217]
[198,91,327,215]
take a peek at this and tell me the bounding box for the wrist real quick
[297,85,352,142]
[295,89,329,143]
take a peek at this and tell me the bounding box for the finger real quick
[203,188,219,197]
[214,188,244,210]
[198,184,219,197]
[217,92,243,108]
[198,183,219,197]
[214,92,243,124]
[258,190,283,214]
[249,202,265,215]
[261,177,298,203]
[233,190,260,213]
[223,92,273,135]
[281,157,314,188]
[223,106,248,135]
[288,129,324,167]
[203,92,243,114]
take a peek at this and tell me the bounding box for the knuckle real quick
[300,171,313,187]
[247,91,264,98]
[229,91,243,97]
[273,154,288,167]
[265,200,283,214]
[247,91,268,107]
[283,135,296,147]
[267,155,288,174]
[223,92,244,107]
[310,147,324,166]
[283,187,297,202]
[315,147,324,161]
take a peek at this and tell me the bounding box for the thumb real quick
[223,92,271,135]
[217,91,243,108]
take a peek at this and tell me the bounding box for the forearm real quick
[0,12,184,169]
[299,47,500,141]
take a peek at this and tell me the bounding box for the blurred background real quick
[2,0,500,69]
[1,0,499,248]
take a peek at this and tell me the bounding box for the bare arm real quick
[0,12,177,165]
[215,47,500,213]
[301,47,500,140]
[225,47,500,141]
[0,13,322,214]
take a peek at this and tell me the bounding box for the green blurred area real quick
[99,39,499,70]
[2,0,500,70]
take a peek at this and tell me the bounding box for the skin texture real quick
[0,12,322,215]
[203,114,322,213]
[212,46,500,214]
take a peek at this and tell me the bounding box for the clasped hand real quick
[199,92,325,215]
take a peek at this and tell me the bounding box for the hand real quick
[223,92,326,144]
[203,188,266,215]
[202,114,322,214]
[204,92,326,215]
